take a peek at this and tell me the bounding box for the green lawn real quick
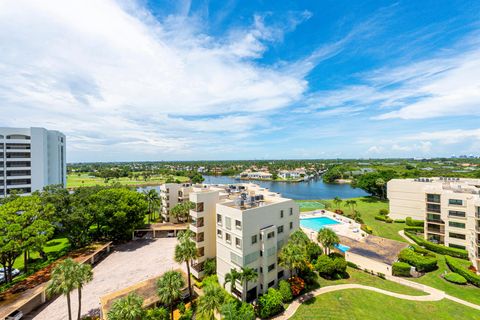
[317,267,426,296]
[411,254,480,306]
[67,173,190,188]
[290,289,480,320]
[13,237,70,270]
[301,197,407,242]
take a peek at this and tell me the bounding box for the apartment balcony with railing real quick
[190,217,204,231]
[190,231,205,243]
[427,223,444,234]
[426,203,441,213]
[426,213,443,224]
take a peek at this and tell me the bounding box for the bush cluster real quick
[278,280,293,302]
[378,208,389,216]
[315,254,347,279]
[405,217,424,227]
[404,231,469,259]
[374,215,393,223]
[398,248,437,272]
[444,272,467,285]
[392,262,411,277]
[404,226,424,233]
[287,276,305,296]
[445,256,480,287]
[257,288,284,318]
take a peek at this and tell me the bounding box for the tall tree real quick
[317,228,340,255]
[47,259,77,320]
[143,189,160,223]
[345,199,357,216]
[223,268,241,294]
[333,197,342,210]
[197,283,226,320]
[278,243,306,276]
[174,229,197,300]
[170,201,195,223]
[107,293,144,320]
[157,270,185,319]
[72,263,93,320]
[240,267,258,296]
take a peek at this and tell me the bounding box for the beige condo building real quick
[175,183,299,302]
[388,178,480,271]
[159,182,192,222]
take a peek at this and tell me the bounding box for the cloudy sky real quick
[1,0,479,162]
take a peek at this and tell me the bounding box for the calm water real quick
[199,175,368,200]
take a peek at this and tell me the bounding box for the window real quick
[251,235,258,245]
[280,210,284,218]
[426,194,440,203]
[448,210,466,218]
[195,202,204,212]
[449,243,466,250]
[197,247,205,257]
[290,208,293,215]
[277,270,284,279]
[449,199,463,206]
[277,225,284,234]
[267,231,275,239]
[235,237,242,248]
[426,203,441,213]
[217,230,222,238]
[225,217,232,230]
[268,263,275,272]
[260,267,263,273]
[225,233,231,243]
[290,221,293,230]
[449,232,466,240]
[217,214,222,225]
[427,213,441,222]
[260,250,263,257]
[268,280,275,288]
[449,221,465,229]
[235,220,242,230]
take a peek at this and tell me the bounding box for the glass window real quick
[289,221,293,230]
[277,270,284,279]
[426,194,440,203]
[235,237,241,248]
[448,210,466,218]
[267,231,275,239]
[449,232,465,240]
[268,280,275,288]
[268,263,275,272]
[290,208,293,215]
[251,235,257,245]
[426,203,441,213]
[449,199,463,206]
[280,210,284,218]
[427,213,441,222]
[449,221,465,229]
[449,243,465,250]
[235,220,242,230]
[225,233,231,243]
[217,230,222,238]
[277,225,284,234]
[225,217,232,230]
[217,214,222,225]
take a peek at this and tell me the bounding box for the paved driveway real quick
[26,238,183,320]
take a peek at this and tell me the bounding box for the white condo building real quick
[179,183,299,302]
[388,178,480,271]
[0,127,66,198]
[159,183,193,222]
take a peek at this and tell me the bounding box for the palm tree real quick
[157,270,185,319]
[170,201,194,223]
[333,197,342,210]
[278,243,306,276]
[223,268,241,294]
[240,267,258,296]
[376,178,386,199]
[47,259,77,320]
[174,229,197,300]
[197,283,226,320]
[72,263,93,320]
[107,293,144,320]
[345,200,357,216]
[317,228,339,255]
[144,189,160,222]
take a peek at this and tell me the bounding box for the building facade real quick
[388,178,480,271]
[183,183,299,301]
[0,127,66,198]
[159,182,192,222]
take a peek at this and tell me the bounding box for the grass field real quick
[290,289,479,320]
[12,237,70,270]
[297,197,406,242]
[67,173,190,188]
[296,200,326,212]
[317,267,426,296]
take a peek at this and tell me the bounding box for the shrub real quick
[377,272,385,279]
[406,217,424,227]
[404,231,469,259]
[315,255,347,278]
[411,245,435,257]
[404,226,424,233]
[361,224,373,234]
[306,241,323,260]
[278,280,293,302]
[394,219,405,223]
[378,208,389,216]
[203,258,216,276]
[444,272,467,285]
[375,215,393,223]
[392,262,411,277]
[445,256,480,287]
[347,261,358,269]
[257,288,284,318]
[287,276,305,296]
[398,248,437,272]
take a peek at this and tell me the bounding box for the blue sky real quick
[1,0,479,162]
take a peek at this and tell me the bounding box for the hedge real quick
[392,262,411,277]
[361,224,373,234]
[445,256,480,287]
[374,215,393,223]
[404,231,469,259]
[398,248,437,272]
[394,219,405,223]
[444,272,467,285]
[406,217,424,227]
[404,226,424,233]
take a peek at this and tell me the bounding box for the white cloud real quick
[0,0,307,160]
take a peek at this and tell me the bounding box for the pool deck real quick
[300,210,365,241]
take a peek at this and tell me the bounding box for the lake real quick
[140,176,368,200]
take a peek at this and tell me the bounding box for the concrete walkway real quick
[398,230,416,244]
[269,274,480,319]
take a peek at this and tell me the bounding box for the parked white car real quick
[6,310,23,320]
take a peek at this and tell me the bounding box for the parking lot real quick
[25,238,183,320]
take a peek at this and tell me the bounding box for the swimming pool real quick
[335,243,350,253]
[300,216,340,231]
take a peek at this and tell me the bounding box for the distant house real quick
[240,171,273,180]
[278,168,307,180]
